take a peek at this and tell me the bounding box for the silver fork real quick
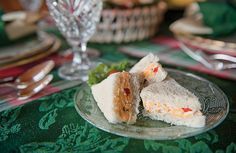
[209,54,236,63]
[179,42,236,71]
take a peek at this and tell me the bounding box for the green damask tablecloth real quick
[0,41,236,153]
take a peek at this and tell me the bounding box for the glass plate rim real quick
[74,68,229,140]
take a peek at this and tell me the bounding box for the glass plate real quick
[74,69,229,140]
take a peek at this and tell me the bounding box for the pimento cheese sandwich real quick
[130,53,167,84]
[140,77,206,128]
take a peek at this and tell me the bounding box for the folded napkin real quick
[0,10,39,47]
[0,12,11,46]
[198,2,236,37]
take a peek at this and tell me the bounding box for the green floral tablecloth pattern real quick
[0,42,236,153]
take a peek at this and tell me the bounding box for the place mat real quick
[0,46,104,112]
[175,33,236,56]
[170,17,236,56]
[119,36,236,81]
[0,58,110,112]
[0,49,72,80]
[0,49,74,112]
[0,79,82,112]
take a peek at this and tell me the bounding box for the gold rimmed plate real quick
[0,35,61,70]
[0,33,55,65]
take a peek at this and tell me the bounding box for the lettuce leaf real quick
[88,61,131,86]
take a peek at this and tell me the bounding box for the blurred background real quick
[0,0,189,11]
[0,0,235,78]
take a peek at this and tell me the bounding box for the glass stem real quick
[72,42,89,66]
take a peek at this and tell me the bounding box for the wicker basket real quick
[90,1,167,43]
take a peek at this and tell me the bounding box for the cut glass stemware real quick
[47,0,102,80]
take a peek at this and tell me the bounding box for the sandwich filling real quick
[114,72,134,123]
[143,63,159,79]
[140,78,205,127]
[144,101,203,119]
[129,53,167,84]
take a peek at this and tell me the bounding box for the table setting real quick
[0,0,236,153]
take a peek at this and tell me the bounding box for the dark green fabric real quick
[0,41,236,153]
[198,2,236,37]
[0,25,235,152]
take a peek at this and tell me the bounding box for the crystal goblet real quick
[46,0,102,80]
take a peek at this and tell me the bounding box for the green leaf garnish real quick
[88,61,131,86]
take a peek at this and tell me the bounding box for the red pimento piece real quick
[182,108,192,112]
[108,69,119,76]
[153,67,159,73]
[124,88,130,96]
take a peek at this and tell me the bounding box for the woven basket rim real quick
[103,1,160,11]
[90,1,167,43]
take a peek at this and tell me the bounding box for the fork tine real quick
[210,54,236,63]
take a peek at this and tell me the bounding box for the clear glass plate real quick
[74,69,229,140]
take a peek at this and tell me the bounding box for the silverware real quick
[208,54,236,63]
[17,75,53,100]
[0,75,53,104]
[0,76,15,84]
[0,60,55,89]
[0,77,82,112]
[179,42,236,71]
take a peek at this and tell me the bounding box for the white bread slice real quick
[91,72,141,124]
[140,77,206,128]
[129,53,167,84]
